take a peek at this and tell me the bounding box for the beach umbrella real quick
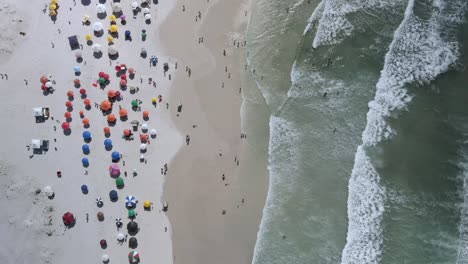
[41,84,47,91]
[96,4,106,14]
[109,15,116,22]
[62,212,74,226]
[109,190,118,200]
[67,90,74,97]
[40,76,48,84]
[79,88,86,95]
[139,144,147,151]
[102,254,109,262]
[82,118,90,126]
[49,10,56,16]
[61,122,70,130]
[111,151,120,160]
[49,4,57,10]
[97,212,105,222]
[144,14,151,20]
[125,30,131,37]
[98,77,106,84]
[128,209,136,218]
[108,45,118,55]
[116,177,124,187]
[142,8,150,14]
[104,127,111,134]
[109,25,118,33]
[120,15,126,20]
[119,108,128,117]
[45,81,52,88]
[143,200,151,209]
[75,51,82,58]
[81,158,89,166]
[92,22,104,32]
[117,233,125,241]
[119,79,127,86]
[84,98,91,106]
[127,221,138,233]
[141,123,148,131]
[128,251,140,263]
[129,237,137,248]
[79,110,84,117]
[82,144,90,153]
[65,101,72,108]
[74,79,80,85]
[104,138,112,147]
[93,43,102,53]
[151,97,157,104]
[150,129,157,137]
[85,34,92,41]
[107,90,116,98]
[81,184,88,193]
[128,68,135,75]
[64,112,71,119]
[51,0,57,4]
[83,130,91,140]
[100,100,112,111]
[142,111,149,119]
[82,15,90,23]
[103,73,110,80]
[125,195,136,208]
[44,186,54,197]
[140,134,147,142]
[131,100,138,107]
[109,164,120,176]
[120,74,127,80]
[107,114,116,123]
[99,72,105,78]
[123,129,131,137]
[131,2,138,9]
[112,3,122,12]
[73,66,81,73]
[107,35,114,43]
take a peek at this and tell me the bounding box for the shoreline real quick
[160,0,270,263]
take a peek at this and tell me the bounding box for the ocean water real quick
[244,0,468,263]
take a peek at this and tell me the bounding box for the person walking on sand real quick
[186,135,190,145]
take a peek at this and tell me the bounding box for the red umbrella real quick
[104,127,111,134]
[120,74,127,80]
[128,68,135,75]
[74,79,80,85]
[123,129,131,137]
[65,101,73,108]
[84,98,91,106]
[79,110,84,117]
[67,91,74,97]
[140,134,147,142]
[62,212,75,226]
[64,112,72,118]
[61,122,70,130]
[115,91,121,97]
[82,118,90,125]
[41,84,47,91]
[104,74,110,80]
[79,88,86,95]
[115,65,121,71]
[107,90,116,98]
[98,72,105,78]
[120,79,127,86]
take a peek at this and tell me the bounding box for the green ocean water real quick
[243,0,468,263]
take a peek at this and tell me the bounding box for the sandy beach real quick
[0,0,180,263]
[160,0,269,263]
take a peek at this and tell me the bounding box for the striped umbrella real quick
[125,195,136,208]
[128,251,139,263]
[109,164,120,177]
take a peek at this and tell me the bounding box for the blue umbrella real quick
[73,65,81,72]
[125,30,131,37]
[109,190,118,200]
[83,130,91,140]
[125,195,136,208]
[82,144,90,153]
[82,157,89,165]
[111,151,120,160]
[81,185,88,193]
[104,139,112,147]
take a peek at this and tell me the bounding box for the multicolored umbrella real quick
[109,164,120,176]
[62,212,74,226]
[128,251,140,263]
[125,195,136,208]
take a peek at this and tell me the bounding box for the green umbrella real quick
[98,77,106,84]
[128,209,136,218]
[131,100,138,107]
[116,177,124,187]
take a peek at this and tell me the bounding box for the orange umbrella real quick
[40,76,48,84]
[84,98,91,106]
[82,118,90,125]
[100,100,112,111]
[65,101,73,108]
[140,134,147,142]
[103,127,111,134]
[64,112,72,118]
[119,108,127,117]
[107,114,116,123]
[79,110,84,117]
[107,90,116,98]
[123,129,131,137]
[142,110,149,118]
[67,91,74,97]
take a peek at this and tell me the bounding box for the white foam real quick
[303,0,325,35]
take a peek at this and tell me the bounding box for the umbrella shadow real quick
[66,117,72,122]
[105,145,113,151]
[97,12,107,19]
[82,163,89,168]
[83,149,90,155]
[129,73,135,80]
[81,0,91,6]
[145,19,151,25]
[121,20,127,25]
[86,40,93,46]
[63,129,71,136]
[108,121,116,127]
[74,72,81,76]
[74,83,81,88]
[81,94,87,99]
[68,96,74,101]
[143,116,149,121]
[117,184,124,190]
[140,149,147,154]
[98,0,106,3]
[109,53,119,60]
[113,11,123,18]
[47,193,55,200]
[84,138,92,143]
[93,51,103,59]
[76,57,83,63]
[94,30,104,37]
[128,228,139,236]
[104,132,111,138]
[83,124,90,129]
[85,105,91,111]
[67,106,73,112]
[120,116,128,122]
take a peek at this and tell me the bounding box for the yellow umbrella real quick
[109,15,116,21]
[107,35,114,43]
[85,34,92,41]
[50,0,57,4]
[143,200,151,208]
[151,98,157,104]
[49,4,57,10]
[49,10,56,16]
[109,25,118,33]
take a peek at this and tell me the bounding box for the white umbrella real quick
[140,155,145,160]
[108,45,118,55]
[96,4,106,14]
[142,8,150,14]
[82,15,90,23]
[92,43,102,53]
[141,123,148,131]
[102,254,109,262]
[117,233,125,241]
[150,129,157,136]
[112,3,122,12]
[140,143,147,150]
[75,51,82,58]
[92,21,103,31]
[144,13,151,20]
[131,2,138,9]
[43,186,54,197]
[45,81,52,88]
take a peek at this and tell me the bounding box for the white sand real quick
[0,0,181,263]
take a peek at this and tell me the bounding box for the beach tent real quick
[92,43,102,53]
[128,251,140,264]
[109,190,118,200]
[44,186,54,197]
[111,151,120,160]
[109,164,120,176]
[116,177,124,187]
[68,35,80,50]
[62,212,75,226]
[128,209,136,218]
[125,195,136,208]
[33,107,43,117]
[104,139,112,148]
[102,254,109,262]
[82,131,91,140]
[92,22,104,32]
[127,221,138,233]
[31,139,41,149]
[128,237,138,248]
[96,4,106,14]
